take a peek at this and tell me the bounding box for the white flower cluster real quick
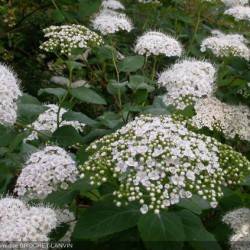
[223,208,250,250]
[191,96,250,141]
[26,104,85,141]
[225,6,250,21]
[92,10,133,35]
[0,197,57,241]
[137,0,161,3]
[158,59,216,110]
[55,209,76,242]
[221,0,249,7]
[40,24,103,55]
[134,31,183,57]
[101,0,125,10]
[15,146,78,199]
[80,115,250,214]
[0,63,22,126]
[201,30,250,60]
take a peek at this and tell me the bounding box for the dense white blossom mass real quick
[0,197,57,242]
[201,30,250,60]
[192,96,250,141]
[158,59,216,109]
[80,115,250,214]
[40,24,103,55]
[221,0,249,7]
[15,146,78,199]
[138,0,161,3]
[26,104,85,141]
[101,0,125,10]
[0,63,22,125]
[223,208,250,250]
[134,31,183,57]
[92,10,133,35]
[225,6,250,21]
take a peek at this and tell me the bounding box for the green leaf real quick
[18,94,40,105]
[78,0,101,19]
[0,126,16,147]
[138,211,185,244]
[177,210,221,250]
[97,112,123,129]
[65,60,84,71]
[17,104,47,124]
[38,88,67,98]
[177,195,210,215]
[63,111,98,127]
[44,179,92,207]
[71,86,107,105]
[52,125,83,146]
[82,128,111,144]
[107,80,127,96]
[128,75,155,92]
[118,56,145,72]
[73,202,140,240]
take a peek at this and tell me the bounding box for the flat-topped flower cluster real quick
[80,115,250,214]
[40,24,103,55]
[158,59,216,110]
[0,64,22,125]
[134,31,183,57]
[201,30,250,60]
[223,208,250,249]
[0,197,57,241]
[191,96,250,141]
[15,146,78,199]
[92,10,133,35]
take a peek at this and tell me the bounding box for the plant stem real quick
[151,56,157,80]
[56,67,72,128]
[187,0,203,54]
[112,46,120,83]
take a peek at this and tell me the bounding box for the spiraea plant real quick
[0,0,250,248]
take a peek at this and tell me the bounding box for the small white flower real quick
[140,204,149,214]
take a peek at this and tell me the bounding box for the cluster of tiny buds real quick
[40,24,103,56]
[80,115,250,214]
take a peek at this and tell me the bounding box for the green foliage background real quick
[0,0,250,249]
